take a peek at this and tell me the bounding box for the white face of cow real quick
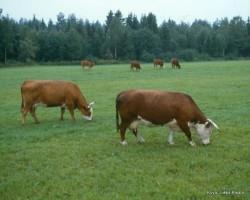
[82,102,94,121]
[196,119,219,145]
[195,121,214,145]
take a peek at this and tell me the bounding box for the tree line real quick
[0,9,250,64]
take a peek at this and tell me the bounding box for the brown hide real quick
[81,60,94,68]
[153,59,164,68]
[21,80,91,124]
[130,61,141,71]
[171,58,181,69]
[116,89,207,143]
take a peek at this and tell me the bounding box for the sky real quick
[1,0,250,24]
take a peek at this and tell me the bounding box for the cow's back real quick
[130,61,140,68]
[117,89,206,124]
[81,60,94,67]
[171,58,180,67]
[154,59,163,66]
[21,80,80,106]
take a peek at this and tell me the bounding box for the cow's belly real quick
[37,95,65,107]
[129,117,195,132]
[165,119,181,131]
[34,102,47,108]
[129,115,164,129]
[34,101,65,108]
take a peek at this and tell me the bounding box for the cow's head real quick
[195,119,219,145]
[82,101,95,121]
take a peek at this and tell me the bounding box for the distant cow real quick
[171,58,181,69]
[21,80,95,124]
[130,61,141,71]
[153,59,164,69]
[116,89,219,146]
[81,60,94,69]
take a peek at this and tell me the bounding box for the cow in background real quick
[81,60,95,69]
[153,59,164,69]
[171,58,181,69]
[21,80,95,124]
[130,61,141,71]
[116,89,219,146]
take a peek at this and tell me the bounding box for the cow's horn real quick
[88,101,95,107]
[208,118,219,130]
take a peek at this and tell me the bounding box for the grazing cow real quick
[130,61,141,71]
[171,58,181,69]
[153,59,164,69]
[116,89,219,146]
[81,60,94,69]
[21,80,95,124]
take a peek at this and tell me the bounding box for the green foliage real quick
[106,15,125,59]
[18,38,37,62]
[0,10,250,64]
[141,50,154,62]
[176,49,198,61]
[0,61,250,199]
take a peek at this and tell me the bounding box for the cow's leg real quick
[60,107,65,120]
[66,103,75,121]
[132,128,145,144]
[65,100,76,121]
[177,121,195,146]
[68,108,75,121]
[120,122,128,145]
[168,129,175,145]
[30,107,39,124]
[21,107,29,125]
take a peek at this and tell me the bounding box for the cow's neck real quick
[76,95,88,109]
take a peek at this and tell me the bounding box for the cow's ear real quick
[88,101,95,108]
[205,121,212,128]
[207,118,219,130]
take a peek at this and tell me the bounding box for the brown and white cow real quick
[171,58,181,69]
[116,89,219,146]
[81,60,94,69]
[130,61,141,71]
[21,80,94,124]
[153,59,164,69]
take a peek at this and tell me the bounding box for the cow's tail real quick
[21,86,24,111]
[116,96,120,132]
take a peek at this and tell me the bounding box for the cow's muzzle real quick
[202,138,210,145]
[83,115,92,121]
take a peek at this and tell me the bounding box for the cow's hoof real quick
[137,137,145,144]
[120,141,128,146]
[189,141,196,147]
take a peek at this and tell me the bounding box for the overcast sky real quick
[1,0,250,24]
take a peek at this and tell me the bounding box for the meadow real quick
[0,60,249,199]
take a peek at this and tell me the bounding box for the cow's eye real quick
[84,107,89,111]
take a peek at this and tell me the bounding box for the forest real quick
[0,9,250,64]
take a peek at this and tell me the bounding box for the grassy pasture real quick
[0,60,249,199]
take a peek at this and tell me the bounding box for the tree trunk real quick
[222,48,225,57]
[114,47,117,60]
[4,47,7,64]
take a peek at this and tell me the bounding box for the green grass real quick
[0,60,250,199]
